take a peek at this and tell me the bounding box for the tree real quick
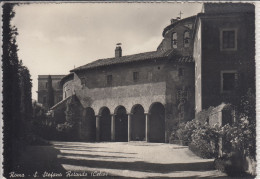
[2,3,21,176]
[19,60,33,139]
[47,75,54,109]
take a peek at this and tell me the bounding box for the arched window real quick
[172,32,177,49]
[184,31,190,47]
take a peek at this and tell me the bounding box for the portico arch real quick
[82,107,96,141]
[99,107,111,141]
[131,104,145,141]
[149,102,165,142]
[114,106,128,142]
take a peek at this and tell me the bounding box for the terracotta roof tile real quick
[71,49,193,72]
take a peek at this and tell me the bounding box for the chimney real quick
[115,44,122,58]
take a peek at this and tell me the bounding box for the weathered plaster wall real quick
[208,103,233,127]
[165,59,195,138]
[75,80,166,114]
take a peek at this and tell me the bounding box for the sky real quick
[12,2,202,100]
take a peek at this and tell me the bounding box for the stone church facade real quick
[48,3,255,143]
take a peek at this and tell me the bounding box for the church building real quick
[47,3,255,143]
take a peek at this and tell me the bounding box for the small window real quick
[81,78,86,85]
[172,32,177,49]
[184,31,190,48]
[178,68,184,77]
[221,71,238,93]
[133,72,139,82]
[45,82,48,88]
[107,75,112,85]
[220,29,237,51]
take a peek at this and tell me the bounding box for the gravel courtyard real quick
[52,141,228,178]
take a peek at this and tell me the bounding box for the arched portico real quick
[149,102,165,142]
[131,104,145,141]
[99,107,111,141]
[114,106,128,142]
[82,107,96,141]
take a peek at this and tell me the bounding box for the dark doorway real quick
[115,106,128,142]
[83,107,96,141]
[149,102,165,142]
[99,107,111,141]
[131,104,145,141]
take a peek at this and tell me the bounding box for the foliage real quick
[189,123,220,158]
[19,60,33,139]
[220,89,256,159]
[2,3,23,177]
[172,119,201,142]
[47,75,54,108]
[32,104,57,140]
[55,96,81,140]
[221,119,256,159]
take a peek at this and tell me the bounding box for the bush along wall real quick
[171,89,256,177]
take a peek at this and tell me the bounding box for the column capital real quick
[111,114,116,117]
[144,112,151,115]
[127,113,133,115]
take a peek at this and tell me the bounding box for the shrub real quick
[214,152,246,177]
[170,119,201,143]
[189,141,214,159]
[189,123,220,158]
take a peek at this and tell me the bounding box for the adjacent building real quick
[37,75,65,108]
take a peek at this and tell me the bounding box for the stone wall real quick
[208,103,233,127]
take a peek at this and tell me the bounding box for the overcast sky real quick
[12,2,202,100]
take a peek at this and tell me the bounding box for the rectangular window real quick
[107,75,112,85]
[220,29,237,51]
[172,32,177,49]
[221,71,238,93]
[133,72,139,82]
[81,78,86,85]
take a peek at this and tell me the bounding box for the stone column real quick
[111,114,116,142]
[128,113,132,142]
[145,113,150,142]
[80,108,87,140]
[96,115,100,142]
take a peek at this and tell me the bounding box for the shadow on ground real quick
[14,145,66,176]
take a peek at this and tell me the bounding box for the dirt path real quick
[51,141,228,178]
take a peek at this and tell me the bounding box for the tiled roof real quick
[71,49,193,72]
[50,95,73,110]
[60,73,74,86]
[177,56,194,63]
